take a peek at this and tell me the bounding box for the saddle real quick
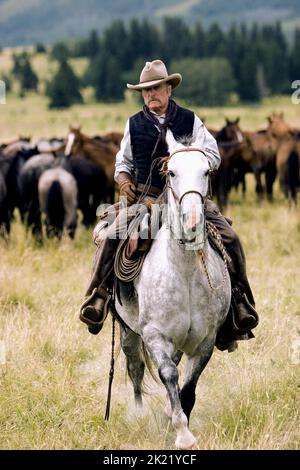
[113,205,228,284]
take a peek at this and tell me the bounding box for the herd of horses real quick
[211,112,300,209]
[0,112,299,241]
[0,128,122,240]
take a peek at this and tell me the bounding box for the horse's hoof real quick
[175,431,196,449]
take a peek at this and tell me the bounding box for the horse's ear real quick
[267,116,272,124]
[235,117,240,124]
[225,117,230,125]
[166,129,179,152]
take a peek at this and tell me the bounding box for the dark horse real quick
[65,126,118,204]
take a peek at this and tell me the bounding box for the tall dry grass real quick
[0,86,299,448]
[0,182,299,450]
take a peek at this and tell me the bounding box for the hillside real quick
[0,0,300,46]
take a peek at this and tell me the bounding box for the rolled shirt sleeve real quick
[193,115,221,171]
[114,120,134,182]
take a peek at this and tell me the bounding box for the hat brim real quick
[127,73,182,91]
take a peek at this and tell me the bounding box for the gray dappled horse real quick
[116,131,231,448]
[38,167,78,239]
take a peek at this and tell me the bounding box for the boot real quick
[79,286,111,335]
[231,287,259,333]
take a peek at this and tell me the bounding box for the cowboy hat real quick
[127,59,182,91]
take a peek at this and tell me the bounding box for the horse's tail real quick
[288,149,300,202]
[141,342,160,388]
[46,180,65,236]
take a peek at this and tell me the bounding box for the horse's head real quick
[165,130,211,249]
[65,126,82,156]
[217,118,243,143]
[267,112,293,138]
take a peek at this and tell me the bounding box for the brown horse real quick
[214,118,252,208]
[215,118,278,206]
[267,113,300,204]
[267,112,294,139]
[244,130,278,201]
[102,131,123,148]
[65,126,119,203]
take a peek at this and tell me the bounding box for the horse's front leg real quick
[120,327,145,412]
[143,327,196,449]
[180,337,215,422]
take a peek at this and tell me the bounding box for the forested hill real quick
[0,0,300,46]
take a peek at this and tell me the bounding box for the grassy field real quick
[0,187,299,450]
[0,87,300,449]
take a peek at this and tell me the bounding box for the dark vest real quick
[129,106,194,189]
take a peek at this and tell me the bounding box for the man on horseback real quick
[79,59,258,351]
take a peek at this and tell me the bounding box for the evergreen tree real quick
[127,18,144,69]
[11,52,38,93]
[102,20,129,71]
[161,17,191,63]
[289,27,300,81]
[86,29,100,58]
[238,46,260,102]
[20,58,38,91]
[50,42,70,62]
[86,51,123,102]
[12,53,23,79]
[192,21,206,58]
[205,23,227,57]
[46,59,82,108]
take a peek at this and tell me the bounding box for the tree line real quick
[4,17,300,107]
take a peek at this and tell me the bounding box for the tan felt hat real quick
[127,59,182,90]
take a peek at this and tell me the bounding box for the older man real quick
[79,59,258,351]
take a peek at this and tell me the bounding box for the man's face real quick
[142,82,172,115]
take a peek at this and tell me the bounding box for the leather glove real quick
[118,172,137,205]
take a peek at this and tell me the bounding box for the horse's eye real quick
[169,170,175,178]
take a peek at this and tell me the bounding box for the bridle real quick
[164,147,212,248]
[166,147,211,204]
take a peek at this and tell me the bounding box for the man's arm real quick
[193,115,221,171]
[114,120,136,204]
[114,119,135,182]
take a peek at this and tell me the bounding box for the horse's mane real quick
[160,135,197,176]
[176,135,196,146]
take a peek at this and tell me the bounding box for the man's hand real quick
[118,172,137,205]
